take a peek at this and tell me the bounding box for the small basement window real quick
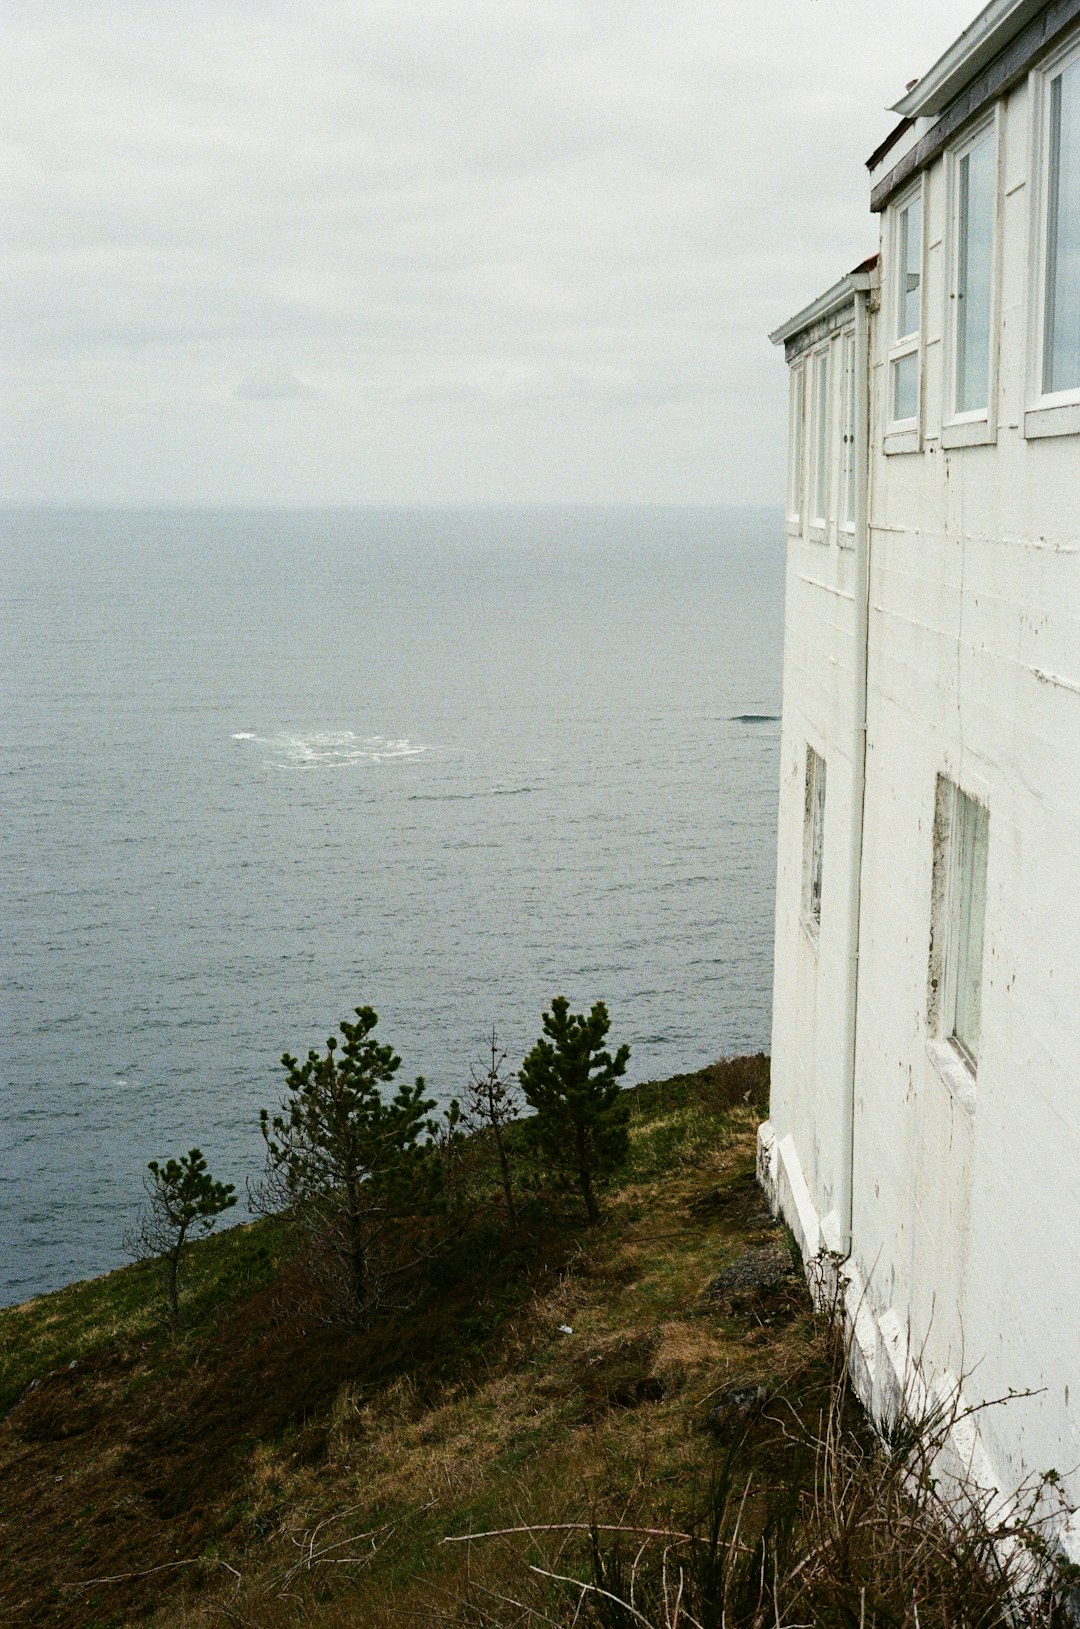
[929,779,989,1070]
[950,789,989,1062]
[803,747,826,935]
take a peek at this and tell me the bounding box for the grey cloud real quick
[3,0,983,504]
[235,370,319,401]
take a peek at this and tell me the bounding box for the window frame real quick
[928,777,989,1082]
[885,177,926,449]
[838,327,858,541]
[807,342,833,540]
[802,746,827,940]
[942,109,1001,447]
[948,789,989,1065]
[787,360,806,534]
[1026,33,1080,438]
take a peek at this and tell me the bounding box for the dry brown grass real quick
[131,1064,813,1629]
[1,1057,812,1629]
[452,1341,1080,1629]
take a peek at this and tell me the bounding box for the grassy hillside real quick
[1,1058,1071,1629]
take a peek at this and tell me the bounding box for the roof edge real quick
[866,117,915,172]
[769,263,876,348]
[892,0,1047,117]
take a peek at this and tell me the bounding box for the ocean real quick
[1,505,783,1306]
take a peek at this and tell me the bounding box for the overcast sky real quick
[4,0,982,507]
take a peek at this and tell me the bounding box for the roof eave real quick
[892,0,1047,117]
[769,265,875,349]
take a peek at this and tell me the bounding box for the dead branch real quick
[444,1520,693,1544]
[527,1563,657,1628]
[62,1555,241,1590]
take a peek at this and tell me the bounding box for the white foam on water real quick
[232,729,427,767]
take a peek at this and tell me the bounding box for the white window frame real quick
[1026,32,1080,440]
[787,361,806,534]
[885,177,925,453]
[928,778,989,1091]
[807,343,833,540]
[802,746,826,939]
[942,109,1001,448]
[838,327,857,540]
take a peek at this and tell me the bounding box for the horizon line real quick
[0,498,782,514]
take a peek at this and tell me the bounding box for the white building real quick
[760,0,1080,1547]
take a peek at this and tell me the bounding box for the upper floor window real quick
[1043,54,1080,396]
[787,362,806,527]
[889,186,923,426]
[952,124,996,416]
[839,330,857,533]
[897,198,922,339]
[809,346,831,529]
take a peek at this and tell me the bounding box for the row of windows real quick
[886,124,993,431]
[787,32,1080,528]
[1045,54,1080,394]
[803,749,988,1073]
[786,328,857,536]
[888,35,1080,435]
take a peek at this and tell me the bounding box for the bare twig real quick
[444,1521,693,1544]
[63,1555,241,1590]
[471,1581,568,1628]
[528,1564,657,1628]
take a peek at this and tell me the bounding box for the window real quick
[930,780,989,1070]
[1025,42,1080,436]
[809,347,831,529]
[788,363,806,526]
[1043,54,1080,396]
[888,187,923,427]
[839,330,857,532]
[952,126,996,417]
[950,791,989,1061]
[803,748,826,934]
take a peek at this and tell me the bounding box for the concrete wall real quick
[767,29,1080,1541]
[770,309,862,1256]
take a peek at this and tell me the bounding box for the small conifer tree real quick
[460,1029,521,1225]
[127,1147,236,1329]
[519,997,630,1225]
[258,1005,436,1322]
[435,1096,465,1212]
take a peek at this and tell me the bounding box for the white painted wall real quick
[771,526,859,1246]
[765,17,1080,1543]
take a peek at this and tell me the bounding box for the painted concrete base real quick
[756,1119,1080,1574]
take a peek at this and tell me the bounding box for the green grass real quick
[0,1053,843,1629]
[0,1213,290,1416]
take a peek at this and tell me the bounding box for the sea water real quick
[0,506,783,1305]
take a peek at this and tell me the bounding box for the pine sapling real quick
[519,998,630,1225]
[258,1005,436,1322]
[461,1028,522,1225]
[126,1147,237,1329]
